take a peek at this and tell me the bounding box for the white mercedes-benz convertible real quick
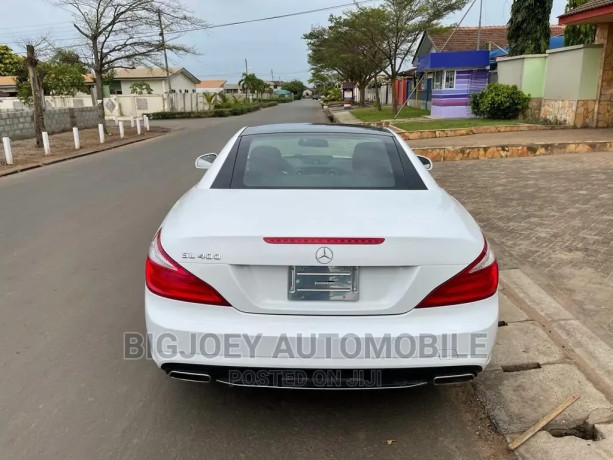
[145,123,499,389]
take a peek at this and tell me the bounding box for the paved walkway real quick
[411,128,613,148]
[330,109,361,124]
[432,151,613,348]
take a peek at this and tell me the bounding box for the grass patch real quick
[351,106,430,122]
[394,118,524,132]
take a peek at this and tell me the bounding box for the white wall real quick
[117,72,197,96]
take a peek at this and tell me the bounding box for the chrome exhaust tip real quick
[433,373,475,385]
[168,370,212,383]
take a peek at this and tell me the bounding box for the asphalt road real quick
[0,100,510,459]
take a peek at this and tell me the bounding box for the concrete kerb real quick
[413,141,613,162]
[474,269,613,457]
[500,269,613,401]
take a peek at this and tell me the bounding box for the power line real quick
[0,0,380,43]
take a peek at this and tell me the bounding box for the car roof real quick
[241,123,393,136]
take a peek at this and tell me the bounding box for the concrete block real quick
[501,269,573,321]
[490,322,566,369]
[554,320,613,392]
[499,292,529,323]
[475,363,613,435]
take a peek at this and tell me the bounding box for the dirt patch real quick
[1,125,170,175]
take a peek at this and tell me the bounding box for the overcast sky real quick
[0,0,568,83]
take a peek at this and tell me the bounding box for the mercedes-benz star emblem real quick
[316,247,333,264]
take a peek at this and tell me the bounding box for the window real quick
[433,70,456,90]
[222,133,426,190]
[445,70,456,89]
[433,71,443,90]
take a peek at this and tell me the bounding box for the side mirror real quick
[417,155,433,171]
[195,153,217,170]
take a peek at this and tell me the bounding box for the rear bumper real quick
[145,289,499,382]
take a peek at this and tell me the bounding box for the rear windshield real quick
[225,133,424,190]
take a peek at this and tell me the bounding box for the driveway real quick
[0,100,509,459]
[432,151,613,347]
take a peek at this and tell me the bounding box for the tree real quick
[304,12,386,107]
[0,45,24,76]
[54,0,206,129]
[51,49,88,73]
[564,0,597,46]
[202,92,217,110]
[282,80,307,100]
[309,70,339,95]
[354,0,469,114]
[43,63,86,96]
[238,72,259,100]
[26,45,46,148]
[130,81,154,94]
[508,0,554,56]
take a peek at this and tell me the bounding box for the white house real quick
[107,67,200,95]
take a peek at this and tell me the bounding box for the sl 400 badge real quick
[182,253,221,261]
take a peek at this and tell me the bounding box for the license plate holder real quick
[288,266,358,301]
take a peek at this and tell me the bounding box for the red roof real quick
[428,25,566,52]
[560,0,613,17]
[559,0,613,24]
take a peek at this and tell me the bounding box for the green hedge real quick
[470,84,530,120]
[146,102,278,120]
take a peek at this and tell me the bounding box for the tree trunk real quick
[26,45,46,148]
[359,84,366,108]
[374,81,382,111]
[391,74,398,115]
[94,68,107,133]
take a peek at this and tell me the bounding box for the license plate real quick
[288,266,358,301]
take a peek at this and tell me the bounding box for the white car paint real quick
[145,125,499,387]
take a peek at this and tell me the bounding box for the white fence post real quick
[130,116,135,128]
[143,115,149,131]
[136,118,142,135]
[113,115,118,126]
[119,121,125,139]
[98,124,105,143]
[2,137,13,165]
[42,132,51,155]
[73,127,80,149]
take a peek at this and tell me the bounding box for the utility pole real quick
[245,59,248,75]
[477,0,483,50]
[158,9,173,111]
[26,44,46,148]
[271,69,274,83]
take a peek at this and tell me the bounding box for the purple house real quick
[417,50,490,118]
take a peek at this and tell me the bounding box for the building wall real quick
[498,57,524,88]
[595,23,613,127]
[544,45,601,101]
[522,56,547,98]
[117,73,197,96]
[0,107,98,140]
[431,69,488,118]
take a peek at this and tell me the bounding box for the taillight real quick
[416,239,498,308]
[145,229,230,306]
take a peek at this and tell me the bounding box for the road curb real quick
[412,141,613,162]
[0,130,169,179]
[500,268,613,401]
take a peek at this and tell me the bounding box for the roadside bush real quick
[213,108,232,117]
[321,87,342,103]
[470,83,530,120]
[146,102,277,120]
[146,111,213,120]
